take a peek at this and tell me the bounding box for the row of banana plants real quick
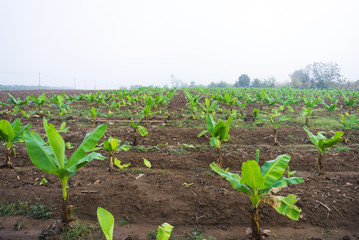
[1,87,177,121]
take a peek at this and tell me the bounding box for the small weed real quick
[27,204,53,219]
[147,230,157,240]
[184,227,215,240]
[0,200,52,219]
[132,168,145,174]
[0,200,29,216]
[133,145,160,153]
[118,216,129,226]
[59,220,99,240]
[332,146,351,152]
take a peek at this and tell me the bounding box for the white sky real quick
[1,0,359,89]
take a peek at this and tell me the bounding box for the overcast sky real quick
[1,0,359,89]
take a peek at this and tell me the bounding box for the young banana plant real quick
[130,116,148,146]
[90,106,99,124]
[30,93,47,111]
[97,207,173,240]
[303,126,343,173]
[338,113,359,144]
[198,114,232,168]
[322,101,338,117]
[24,119,107,223]
[210,151,303,240]
[0,119,32,167]
[184,90,201,119]
[103,136,129,172]
[200,98,218,116]
[342,94,358,115]
[301,107,314,127]
[268,112,290,145]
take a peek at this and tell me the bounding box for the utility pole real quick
[38,72,41,90]
[94,81,96,90]
[74,78,76,90]
[85,80,86,90]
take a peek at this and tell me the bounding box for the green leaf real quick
[103,141,113,152]
[67,152,105,174]
[210,137,220,147]
[67,125,107,169]
[138,126,148,136]
[157,222,174,240]
[144,158,151,169]
[210,162,251,195]
[206,114,215,135]
[0,120,15,142]
[197,130,207,137]
[241,160,264,190]
[260,154,290,188]
[119,145,130,151]
[97,207,114,240]
[46,124,65,169]
[275,194,302,220]
[24,131,58,172]
[303,126,318,146]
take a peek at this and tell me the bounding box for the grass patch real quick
[0,200,53,219]
[118,216,129,226]
[132,145,160,153]
[332,146,351,152]
[132,168,145,174]
[59,220,100,240]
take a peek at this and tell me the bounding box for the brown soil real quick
[0,90,358,240]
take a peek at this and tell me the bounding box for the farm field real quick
[0,88,359,240]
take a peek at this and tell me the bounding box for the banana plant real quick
[267,111,290,145]
[157,222,174,240]
[236,100,247,115]
[97,207,114,240]
[184,90,201,119]
[21,110,39,119]
[114,158,131,173]
[30,93,47,111]
[144,158,151,172]
[252,108,264,126]
[303,126,343,173]
[264,95,278,113]
[279,95,294,114]
[90,106,99,123]
[24,119,107,223]
[103,136,129,172]
[97,207,173,240]
[0,119,31,167]
[198,114,232,168]
[130,116,148,146]
[338,113,359,144]
[342,94,358,115]
[224,93,236,113]
[143,96,153,125]
[8,93,29,115]
[50,94,71,117]
[301,107,314,127]
[210,151,303,240]
[200,98,218,116]
[322,101,338,117]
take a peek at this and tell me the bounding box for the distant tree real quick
[235,74,250,87]
[266,76,276,88]
[208,81,231,88]
[304,62,345,89]
[289,69,311,88]
[251,78,262,88]
[190,81,196,88]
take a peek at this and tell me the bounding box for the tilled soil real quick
[0,90,358,240]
